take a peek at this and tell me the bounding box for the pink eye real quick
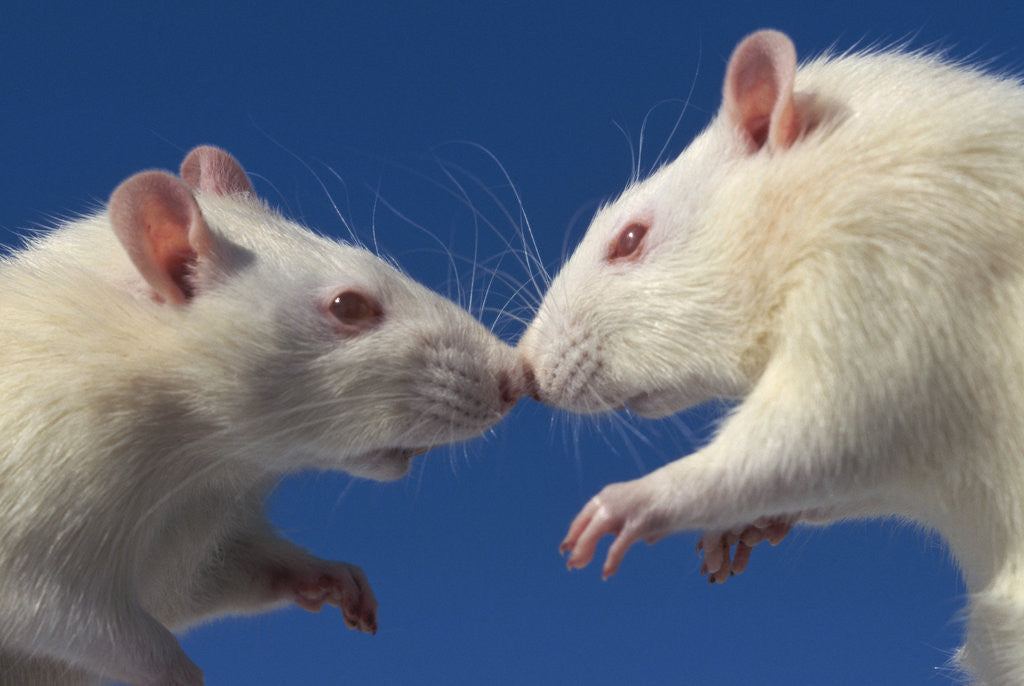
[608,222,648,261]
[329,290,382,327]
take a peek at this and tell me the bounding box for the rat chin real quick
[348,447,429,482]
[625,388,692,419]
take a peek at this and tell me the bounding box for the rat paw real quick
[560,477,672,579]
[696,531,744,584]
[697,516,792,584]
[277,561,378,634]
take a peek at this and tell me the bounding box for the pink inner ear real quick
[142,201,200,300]
[722,30,800,152]
[109,170,215,304]
[180,145,255,196]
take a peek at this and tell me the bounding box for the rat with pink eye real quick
[0,145,525,685]
[518,29,1024,684]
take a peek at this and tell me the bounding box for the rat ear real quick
[109,170,215,304]
[179,145,255,196]
[722,30,801,152]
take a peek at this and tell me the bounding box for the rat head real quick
[108,146,523,481]
[520,30,820,418]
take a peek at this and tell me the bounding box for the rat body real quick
[518,30,1024,684]
[0,146,521,685]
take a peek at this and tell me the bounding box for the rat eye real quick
[608,222,648,261]
[329,290,382,327]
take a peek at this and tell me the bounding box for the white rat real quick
[0,145,523,685]
[518,29,1024,684]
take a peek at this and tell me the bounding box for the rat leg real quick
[561,363,894,578]
[697,516,794,584]
[0,649,98,686]
[267,553,378,635]
[22,599,205,686]
[174,520,378,634]
[696,494,891,583]
[559,452,815,579]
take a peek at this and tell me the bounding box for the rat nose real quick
[497,360,540,411]
[522,362,540,402]
[497,371,517,412]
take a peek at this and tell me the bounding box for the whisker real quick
[447,142,550,288]
[652,44,702,174]
[250,125,360,245]
[367,190,464,305]
[611,119,638,184]
[429,150,548,300]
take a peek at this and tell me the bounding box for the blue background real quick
[3,2,1022,684]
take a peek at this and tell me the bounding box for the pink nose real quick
[497,361,540,411]
[522,362,540,402]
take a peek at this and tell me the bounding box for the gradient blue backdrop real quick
[3,2,1022,684]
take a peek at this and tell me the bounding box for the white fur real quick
[519,30,1024,685]
[0,147,521,684]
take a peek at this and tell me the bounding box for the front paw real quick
[559,477,673,579]
[275,561,378,634]
[697,517,792,584]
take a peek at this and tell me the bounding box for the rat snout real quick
[498,372,518,412]
[497,359,540,411]
[499,360,540,409]
[522,361,540,402]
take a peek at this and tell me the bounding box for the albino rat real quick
[0,145,523,685]
[518,29,1024,684]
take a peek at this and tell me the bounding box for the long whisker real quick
[611,119,638,184]
[250,124,361,245]
[367,191,465,306]
[653,41,702,173]
[429,151,548,303]
[439,141,551,291]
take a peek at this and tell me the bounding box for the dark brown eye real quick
[329,290,382,326]
[608,222,648,261]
